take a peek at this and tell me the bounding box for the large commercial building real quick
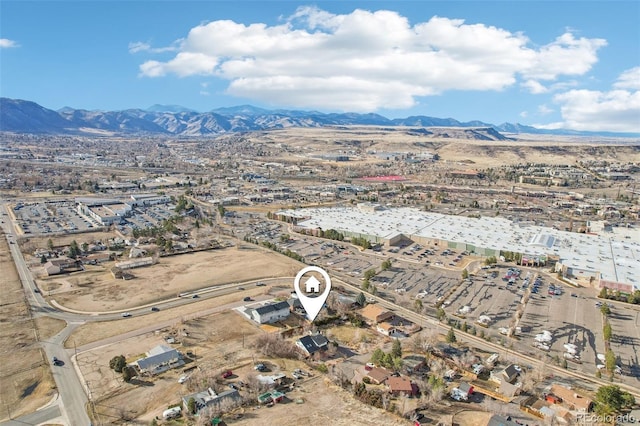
[276,205,639,292]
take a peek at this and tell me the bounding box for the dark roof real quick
[310,334,328,347]
[287,297,303,308]
[297,334,328,354]
[503,364,519,379]
[254,301,290,315]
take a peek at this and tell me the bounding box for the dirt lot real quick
[227,378,409,426]
[79,310,261,422]
[39,245,300,312]
[0,231,57,421]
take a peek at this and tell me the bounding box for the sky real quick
[1,1,639,132]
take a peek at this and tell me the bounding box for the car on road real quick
[34,287,40,293]
[237,287,245,290]
[52,356,62,366]
[191,294,199,298]
[151,307,160,312]
[243,296,252,302]
[255,282,266,286]
[121,312,132,317]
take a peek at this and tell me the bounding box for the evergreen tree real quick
[446,327,457,344]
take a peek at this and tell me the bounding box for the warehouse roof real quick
[278,207,639,289]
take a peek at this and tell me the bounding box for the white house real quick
[247,301,290,324]
[134,344,184,375]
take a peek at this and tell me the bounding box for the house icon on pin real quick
[305,276,321,293]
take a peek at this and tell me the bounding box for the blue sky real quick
[1,1,639,132]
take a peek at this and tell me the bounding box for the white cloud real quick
[538,104,554,115]
[613,66,640,90]
[200,90,210,96]
[522,80,548,94]
[548,68,640,132]
[129,40,181,54]
[0,38,19,48]
[136,6,608,112]
[519,111,528,118]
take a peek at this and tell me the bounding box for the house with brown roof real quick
[367,367,391,385]
[387,376,416,396]
[376,322,396,336]
[549,384,593,412]
[360,304,394,324]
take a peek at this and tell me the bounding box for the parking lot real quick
[13,201,98,235]
[13,200,185,237]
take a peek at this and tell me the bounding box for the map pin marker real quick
[294,266,332,322]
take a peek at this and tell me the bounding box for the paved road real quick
[1,405,62,426]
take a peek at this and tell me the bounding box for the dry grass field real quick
[0,231,56,421]
[230,378,410,426]
[80,309,266,424]
[78,308,409,426]
[38,244,301,312]
[245,127,640,168]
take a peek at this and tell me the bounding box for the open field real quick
[66,282,290,348]
[244,127,640,168]
[0,229,56,421]
[39,245,301,312]
[78,310,263,421]
[230,378,409,426]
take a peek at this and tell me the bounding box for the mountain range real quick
[0,98,637,138]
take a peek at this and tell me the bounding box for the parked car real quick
[243,296,252,302]
[178,375,189,384]
[254,363,267,371]
[222,370,233,378]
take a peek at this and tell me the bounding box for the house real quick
[549,384,593,412]
[134,344,184,375]
[304,276,321,293]
[247,301,290,324]
[182,388,241,414]
[491,364,519,384]
[367,367,391,385]
[387,376,416,396]
[376,322,396,336]
[296,333,329,356]
[43,258,82,276]
[360,304,394,324]
[114,256,154,270]
[499,380,521,398]
[287,296,304,313]
[403,355,427,375]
